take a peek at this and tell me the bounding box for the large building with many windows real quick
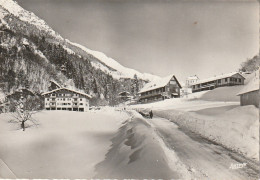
[42,88,92,112]
[138,74,182,103]
[191,72,245,93]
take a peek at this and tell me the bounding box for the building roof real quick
[6,88,35,99]
[118,91,130,96]
[42,87,92,99]
[50,80,62,88]
[187,75,199,80]
[138,74,181,94]
[192,72,245,85]
[237,70,259,95]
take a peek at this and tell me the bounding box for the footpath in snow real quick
[153,105,259,162]
[95,110,191,179]
[148,115,258,179]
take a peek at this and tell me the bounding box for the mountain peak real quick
[0,0,62,40]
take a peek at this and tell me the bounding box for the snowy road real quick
[149,116,258,180]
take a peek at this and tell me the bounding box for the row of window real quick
[46,98,83,101]
[46,103,84,106]
[193,77,242,88]
[141,87,166,96]
[51,93,80,97]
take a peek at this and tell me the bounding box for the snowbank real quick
[95,111,190,179]
[0,110,128,178]
[199,86,242,102]
[154,105,259,161]
[131,96,239,112]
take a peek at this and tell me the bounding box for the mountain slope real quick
[66,40,160,81]
[0,0,160,82]
[0,0,160,105]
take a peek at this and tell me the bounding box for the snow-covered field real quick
[0,109,128,178]
[0,109,190,179]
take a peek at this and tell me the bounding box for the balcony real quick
[49,104,56,107]
[140,92,163,99]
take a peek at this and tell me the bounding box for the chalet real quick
[138,74,182,103]
[191,72,245,93]
[237,70,259,108]
[118,91,132,101]
[186,75,199,87]
[181,75,199,97]
[42,88,92,112]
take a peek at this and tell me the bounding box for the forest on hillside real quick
[0,12,144,106]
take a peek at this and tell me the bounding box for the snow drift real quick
[95,111,190,179]
[154,105,259,161]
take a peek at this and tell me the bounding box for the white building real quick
[186,75,199,87]
[42,88,92,112]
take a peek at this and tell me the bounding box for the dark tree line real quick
[0,11,145,106]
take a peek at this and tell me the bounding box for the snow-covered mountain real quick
[66,40,160,81]
[0,0,160,82]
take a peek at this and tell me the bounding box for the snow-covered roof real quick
[237,70,259,95]
[138,74,181,94]
[118,91,130,95]
[187,75,199,80]
[42,88,92,99]
[192,72,245,85]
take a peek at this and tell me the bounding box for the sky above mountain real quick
[16,0,259,82]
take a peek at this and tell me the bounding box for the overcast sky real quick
[17,0,259,82]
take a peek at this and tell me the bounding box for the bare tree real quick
[10,90,39,131]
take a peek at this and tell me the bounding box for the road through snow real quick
[149,116,258,180]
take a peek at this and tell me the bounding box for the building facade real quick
[118,91,132,101]
[138,74,181,103]
[237,70,259,108]
[42,88,91,112]
[191,72,245,93]
[186,75,199,87]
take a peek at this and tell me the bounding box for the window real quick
[239,79,241,83]
[52,98,55,101]
[170,80,176,85]
[80,98,82,101]
[80,103,83,105]
[51,93,55,97]
[47,98,49,101]
[225,78,227,82]
[218,79,221,83]
[68,103,71,105]
[63,98,65,101]
[45,103,48,105]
